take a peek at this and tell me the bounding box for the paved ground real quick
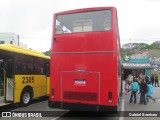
[1,81,160,120]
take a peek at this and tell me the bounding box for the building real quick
[0,32,27,48]
[122,58,153,79]
[130,49,160,70]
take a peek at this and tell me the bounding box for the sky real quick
[0,0,160,52]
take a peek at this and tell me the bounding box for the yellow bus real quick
[0,44,50,107]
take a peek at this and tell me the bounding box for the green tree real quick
[43,49,51,56]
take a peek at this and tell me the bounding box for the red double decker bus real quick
[49,7,122,111]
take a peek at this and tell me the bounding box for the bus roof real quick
[0,44,50,59]
[55,7,116,15]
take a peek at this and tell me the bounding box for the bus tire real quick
[20,88,32,107]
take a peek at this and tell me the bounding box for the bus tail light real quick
[51,88,55,98]
[108,91,112,103]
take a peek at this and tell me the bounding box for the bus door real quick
[0,68,6,104]
[0,58,14,105]
[61,71,100,105]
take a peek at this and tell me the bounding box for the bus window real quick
[55,10,111,34]
[55,20,72,34]
[44,63,50,77]
[72,20,93,32]
[26,57,34,74]
[104,20,111,30]
[15,58,26,74]
[0,58,14,78]
[55,25,63,34]
[34,58,44,74]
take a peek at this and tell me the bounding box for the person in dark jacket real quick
[145,74,149,84]
[139,79,147,105]
[129,79,139,104]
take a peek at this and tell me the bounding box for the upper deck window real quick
[55,10,111,34]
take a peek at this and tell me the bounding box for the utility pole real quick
[17,35,19,46]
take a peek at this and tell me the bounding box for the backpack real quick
[143,83,148,93]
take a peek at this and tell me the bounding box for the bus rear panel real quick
[49,7,121,111]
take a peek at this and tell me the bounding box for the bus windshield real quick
[55,10,111,34]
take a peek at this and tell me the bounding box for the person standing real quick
[139,79,148,105]
[138,78,142,94]
[154,74,159,87]
[128,74,133,85]
[139,73,143,80]
[145,74,149,84]
[129,79,139,104]
[146,81,156,102]
[124,81,130,95]
[151,74,154,86]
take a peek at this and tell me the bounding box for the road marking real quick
[50,111,68,120]
[51,117,59,120]
[121,99,125,111]
[119,99,124,120]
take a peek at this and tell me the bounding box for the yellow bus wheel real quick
[20,88,32,107]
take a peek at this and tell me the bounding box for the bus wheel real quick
[20,89,32,107]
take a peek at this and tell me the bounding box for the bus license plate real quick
[74,79,86,85]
